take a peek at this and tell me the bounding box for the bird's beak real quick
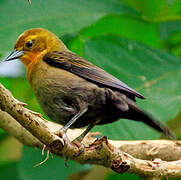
[4,50,24,61]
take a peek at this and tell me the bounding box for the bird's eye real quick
[26,41,33,48]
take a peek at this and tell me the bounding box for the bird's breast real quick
[28,60,106,126]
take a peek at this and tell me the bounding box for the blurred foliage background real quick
[1,0,181,179]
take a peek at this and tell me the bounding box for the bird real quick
[4,28,174,153]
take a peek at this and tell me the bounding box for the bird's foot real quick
[54,129,71,152]
[54,129,72,166]
[55,129,86,158]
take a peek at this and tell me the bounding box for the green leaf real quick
[121,0,168,19]
[0,0,138,53]
[0,78,45,116]
[83,35,181,140]
[165,32,181,57]
[159,21,181,40]
[121,0,181,22]
[70,14,162,56]
[0,129,5,134]
[106,172,141,180]
[0,131,8,142]
[168,0,181,15]
[0,161,20,180]
[165,109,181,139]
[18,146,91,180]
[159,21,181,57]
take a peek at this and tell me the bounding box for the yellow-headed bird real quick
[5,28,174,153]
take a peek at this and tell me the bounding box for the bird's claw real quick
[55,129,71,152]
[55,129,85,158]
[62,133,71,151]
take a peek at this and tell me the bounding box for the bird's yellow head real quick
[5,28,67,68]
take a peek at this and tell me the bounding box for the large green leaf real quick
[0,0,138,53]
[166,0,181,15]
[83,35,181,140]
[18,146,91,180]
[0,161,20,180]
[106,172,141,180]
[121,0,181,22]
[159,21,181,40]
[159,21,181,57]
[0,131,8,142]
[70,14,162,56]
[0,65,68,124]
[120,0,168,20]
[0,78,45,117]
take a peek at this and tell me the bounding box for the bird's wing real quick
[43,51,144,100]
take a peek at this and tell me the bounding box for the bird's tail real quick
[119,99,175,139]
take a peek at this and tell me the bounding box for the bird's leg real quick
[73,121,98,157]
[55,108,88,150]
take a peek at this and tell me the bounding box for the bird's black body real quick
[4,28,174,155]
[41,51,174,139]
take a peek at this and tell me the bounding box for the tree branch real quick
[0,82,181,178]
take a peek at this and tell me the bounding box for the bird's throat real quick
[21,52,43,84]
